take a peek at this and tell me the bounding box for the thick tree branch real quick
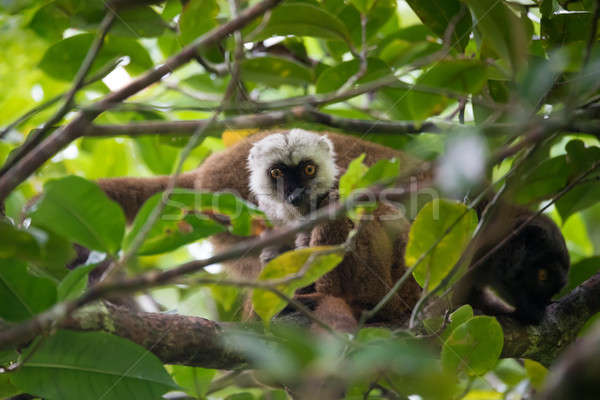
[0,0,284,202]
[63,303,246,369]
[500,272,600,366]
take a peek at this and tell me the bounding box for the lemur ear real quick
[318,135,335,154]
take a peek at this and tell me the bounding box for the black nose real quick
[286,189,305,206]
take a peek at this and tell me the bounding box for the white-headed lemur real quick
[246,130,339,264]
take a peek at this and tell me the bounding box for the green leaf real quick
[0,374,19,399]
[0,221,74,280]
[377,26,443,67]
[408,60,487,120]
[57,263,97,301]
[558,256,600,297]
[523,359,548,389]
[170,365,216,398]
[556,182,600,222]
[355,327,393,343]
[339,0,397,45]
[11,330,178,400]
[407,199,478,290]
[542,11,595,46]
[135,136,178,175]
[463,0,529,72]
[513,156,569,204]
[39,33,153,81]
[315,57,390,93]
[0,259,57,322]
[441,304,474,341]
[339,155,400,199]
[349,0,375,14]
[112,7,166,37]
[241,56,313,87]
[29,176,126,254]
[124,190,265,255]
[339,154,368,199]
[179,0,219,45]
[252,247,344,323]
[28,2,71,41]
[246,3,351,43]
[441,316,503,376]
[404,0,472,52]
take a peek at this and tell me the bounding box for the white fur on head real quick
[247,129,338,224]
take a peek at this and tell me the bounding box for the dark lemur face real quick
[477,217,570,323]
[267,159,320,214]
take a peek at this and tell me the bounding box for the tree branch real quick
[83,107,439,137]
[500,271,600,366]
[537,321,600,400]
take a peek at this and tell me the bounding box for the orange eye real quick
[538,268,548,282]
[270,168,283,179]
[304,164,316,176]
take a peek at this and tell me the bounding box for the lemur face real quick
[266,159,320,209]
[248,129,338,220]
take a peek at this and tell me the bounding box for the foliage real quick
[1,0,600,399]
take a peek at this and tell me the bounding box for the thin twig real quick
[337,14,368,94]
[583,0,600,66]
[83,107,441,136]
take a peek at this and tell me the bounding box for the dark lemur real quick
[452,203,570,324]
[95,129,569,325]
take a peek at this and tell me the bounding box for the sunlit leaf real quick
[407,199,477,290]
[57,263,97,301]
[252,247,343,323]
[523,359,548,389]
[441,316,503,376]
[339,155,400,199]
[179,0,219,45]
[170,365,216,398]
[29,176,125,254]
[39,33,152,81]
[124,190,266,255]
[440,304,473,341]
